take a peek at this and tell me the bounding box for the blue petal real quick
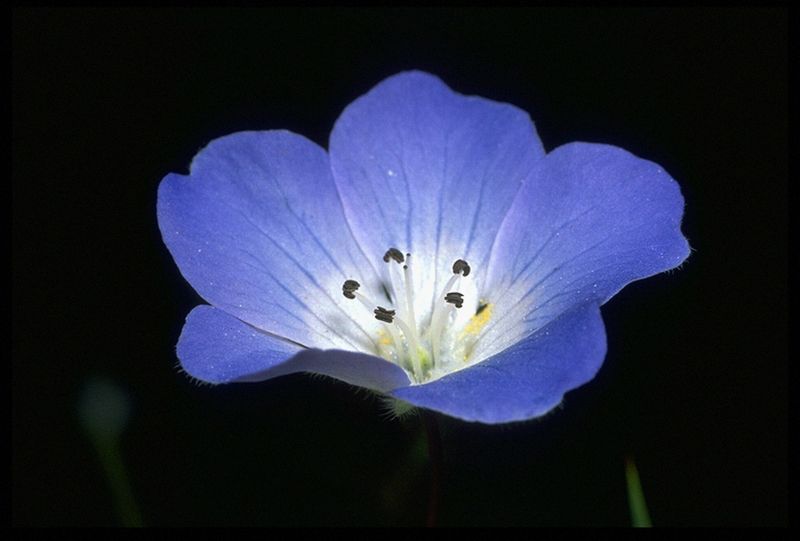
[158,130,385,352]
[329,71,546,318]
[476,143,690,361]
[392,303,606,423]
[178,305,411,391]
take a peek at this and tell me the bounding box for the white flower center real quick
[342,248,493,384]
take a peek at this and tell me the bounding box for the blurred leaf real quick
[625,455,652,527]
[77,376,143,527]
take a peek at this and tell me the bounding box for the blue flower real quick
[158,71,689,424]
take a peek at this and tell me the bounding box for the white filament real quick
[429,273,461,363]
[392,315,422,377]
[345,252,475,383]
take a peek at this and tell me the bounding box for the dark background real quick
[13,8,787,526]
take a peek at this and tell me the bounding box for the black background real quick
[13,8,787,526]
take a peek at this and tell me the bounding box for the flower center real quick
[342,248,491,383]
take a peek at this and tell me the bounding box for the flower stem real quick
[90,434,144,527]
[421,410,443,527]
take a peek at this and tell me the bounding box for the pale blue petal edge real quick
[177,305,411,392]
[158,130,383,353]
[392,303,607,424]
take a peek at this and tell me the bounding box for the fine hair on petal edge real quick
[378,396,419,422]
[174,362,216,388]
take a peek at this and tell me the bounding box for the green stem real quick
[92,436,144,527]
[624,455,652,527]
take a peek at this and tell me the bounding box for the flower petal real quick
[476,142,690,361]
[329,71,546,319]
[392,303,606,423]
[178,305,411,391]
[158,130,385,352]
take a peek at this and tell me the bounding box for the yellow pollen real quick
[462,302,493,337]
[377,329,393,346]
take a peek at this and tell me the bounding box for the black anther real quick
[342,279,360,299]
[452,259,471,277]
[383,248,405,264]
[445,291,465,308]
[374,306,396,323]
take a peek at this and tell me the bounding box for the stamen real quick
[402,254,420,347]
[343,282,408,368]
[373,306,396,323]
[342,279,383,317]
[445,291,465,308]
[452,259,471,277]
[382,248,406,322]
[378,249,423,378]
[428,259,470,365]
[434,259,470,311]
[389,314,423,378]
[342,279,360,299]
[383,248,405,264]
[353,294,374,313]
[430,302,454,367]
[373,306,421,377]
[369,307,405,367]
[341,254,483,383]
